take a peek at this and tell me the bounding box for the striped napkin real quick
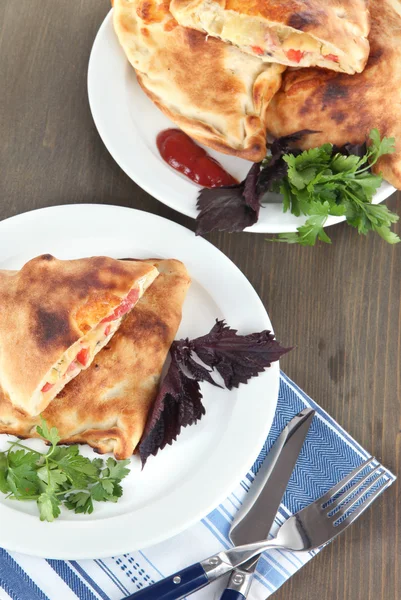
[0,372,395,600]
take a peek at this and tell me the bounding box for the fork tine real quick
[332,476,393,534]
[319,458,375,507]
[328,469,385,520]
[327,465,383,514]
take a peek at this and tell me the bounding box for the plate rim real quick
[87,10,396,234]
[0,203,279,559]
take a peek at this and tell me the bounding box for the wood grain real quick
[0,1,400,599]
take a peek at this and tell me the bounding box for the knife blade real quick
[220,408,315,599]
[126,409,315,600]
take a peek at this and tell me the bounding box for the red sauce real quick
[156,129,238,188]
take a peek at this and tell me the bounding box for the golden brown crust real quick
[170,0,370,73]
[0,255,158,416]
[266,0,401,189]
[113,0,284,162]
[0,259,190,459]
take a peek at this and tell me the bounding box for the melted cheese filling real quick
[195,6,345,70]
[33,317,122,413]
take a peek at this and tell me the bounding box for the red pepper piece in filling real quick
[67,361,78,374]
[41,382,54,393]
[76,347,90,367]
[104,324,112,336]
[101,287,140,323]
[251,45,264,55]
[325,54,339,63]
[285,49,305,63]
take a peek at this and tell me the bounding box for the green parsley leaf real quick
[104,458,131,482]
[284,145,333,191]
[110,482,123,499]
[37,492,61,522]
[368,129,396,163]
[375,226,401,244]
[64,491,94,515]
[331,153,361,173]
[51,447,101,488]
[281,179,293,213]
[279,202,331,245]
[37,465,68,489]
[351,174,382,200]
[6,450,41,498]
[36,417,60,448]
[0,453,10,494]
[90,482,109,502]
[101,479,115,495]
[267,129,399,246]
[0,420,131,521]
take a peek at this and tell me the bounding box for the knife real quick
[219,407,315,599]
[125,408,314,600]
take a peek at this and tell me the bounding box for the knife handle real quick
[123,562,209,599]
[219,568,253,600]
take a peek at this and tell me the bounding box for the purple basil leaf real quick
[257,130,320,196]
[257,156,293,194]
[332,141,368,161]
[139,352,206,466]
[196,163,261,235]
[269,130,320,159]
[242,162,261,212]
[173,340,220,387]
[191,319,292,390]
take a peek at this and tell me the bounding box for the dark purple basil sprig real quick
[139,320,292,465]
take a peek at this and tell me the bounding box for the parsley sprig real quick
[0,419,130,521]
[196,128,399,244]
[271,129,400,245]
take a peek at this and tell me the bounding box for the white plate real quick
[87,10,395,234]
[0,204,279,559]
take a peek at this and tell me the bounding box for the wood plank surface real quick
[0,1,399,599]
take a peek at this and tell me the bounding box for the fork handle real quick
[124,563,209,599]
[220,568,253,600]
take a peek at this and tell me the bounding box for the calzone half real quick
[170,0,370,74]
[266,0,401,189]
[0,255,158,416]
[0,259,190,459]
[113,0,284,161]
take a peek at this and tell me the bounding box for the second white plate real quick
[87,10,395,234]
[0,204,279,559]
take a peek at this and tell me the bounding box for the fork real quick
[126,458,393,599]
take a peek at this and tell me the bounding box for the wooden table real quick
[0,1,399,598]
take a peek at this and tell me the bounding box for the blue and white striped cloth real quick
[0,372,395,600]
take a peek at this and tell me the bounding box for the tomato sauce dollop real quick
[156,129,238,188]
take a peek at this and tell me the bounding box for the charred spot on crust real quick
[288,12,317,31]
[323,82,349,104]
[137,1,152,21]
[331,110,347,123]
[32,308,76,349]
[368,47,383,64]
[250,142,263,156]
[184,27,207,50]
[39,254,55,262]
[299,96,315,116]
